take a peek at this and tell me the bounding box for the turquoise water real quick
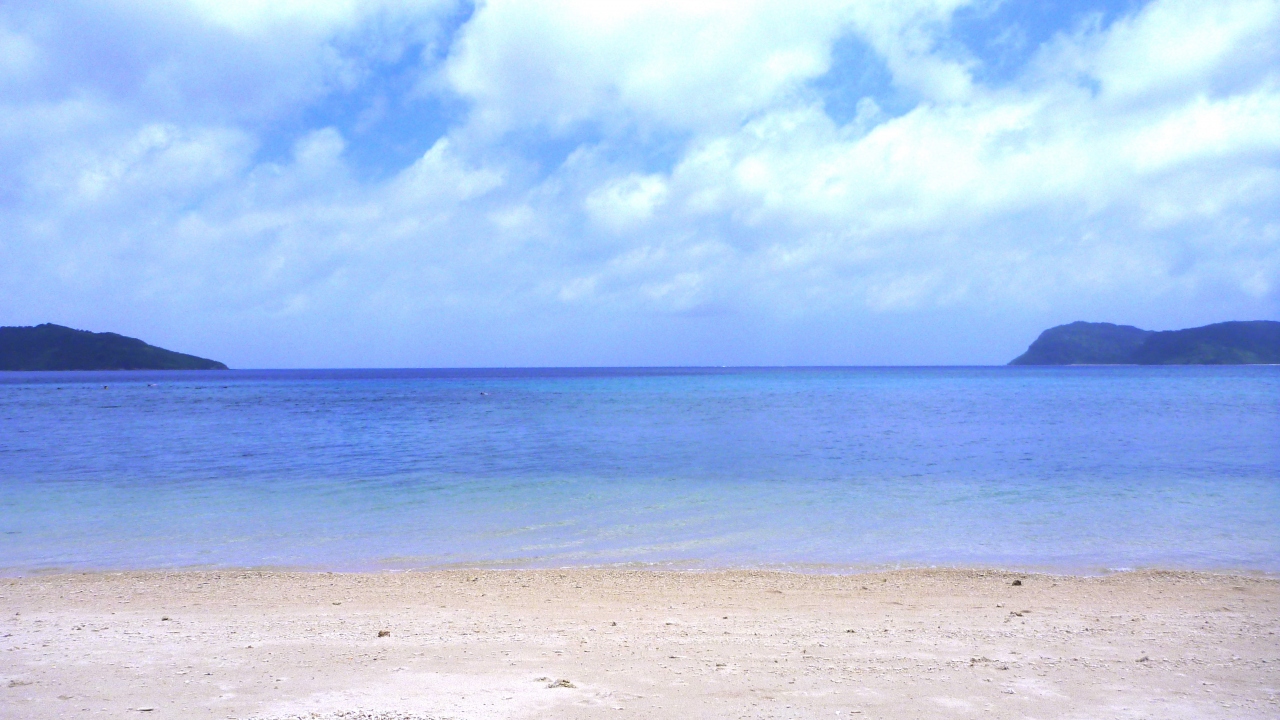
[0,367,1277,574]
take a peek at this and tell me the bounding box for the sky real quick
[0,0,1277,367]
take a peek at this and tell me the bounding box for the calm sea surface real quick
[0,367,1276,574]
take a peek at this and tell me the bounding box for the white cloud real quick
[584,173,668,232]
[843,0,976,101]
[1089,0,1280,101]
[67,124,254,206]
[392,138,505,205]
[179,0,369,34]
[446,0,855,134]
[1124,91,1280,175]
[0,0,1277,365]
[597,0,1280,318]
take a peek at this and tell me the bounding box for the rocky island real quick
[0,323,227,370]
[1010,320,1280,365]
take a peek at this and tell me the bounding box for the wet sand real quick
[2,568,1277,719]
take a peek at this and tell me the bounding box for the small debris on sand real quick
[257,707,442,712]
[377,630,391,638]
[5,569,1274,718]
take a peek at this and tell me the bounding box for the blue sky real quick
[1,0,1277,367]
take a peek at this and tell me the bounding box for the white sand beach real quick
[3,569,1277,719]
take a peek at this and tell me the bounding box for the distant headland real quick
[0,323,227,370]
[1010,320,1280,365]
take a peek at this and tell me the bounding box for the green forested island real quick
[0,324,227,370]
[1010,320,1280,365]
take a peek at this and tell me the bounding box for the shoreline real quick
[8,559,1279,579]
[4,567,1277,719]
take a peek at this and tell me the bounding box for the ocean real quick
[1,366,1276,574]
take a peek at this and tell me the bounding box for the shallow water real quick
[1,366,1277,573]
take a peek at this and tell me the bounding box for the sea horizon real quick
[6,362,1279,373]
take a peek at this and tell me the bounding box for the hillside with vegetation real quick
[1010,321,1280,365]
[0,324,227,370]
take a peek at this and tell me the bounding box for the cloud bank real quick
[1,0,1277,366]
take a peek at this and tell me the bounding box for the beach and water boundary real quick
[1,366,1277,717]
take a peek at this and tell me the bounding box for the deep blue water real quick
[0,366,1277,574]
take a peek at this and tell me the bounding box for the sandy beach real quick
[2,569,1277,719]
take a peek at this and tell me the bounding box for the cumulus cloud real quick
[0,0,1276,366]
[585,173,669,231]
[445,0,851,134]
